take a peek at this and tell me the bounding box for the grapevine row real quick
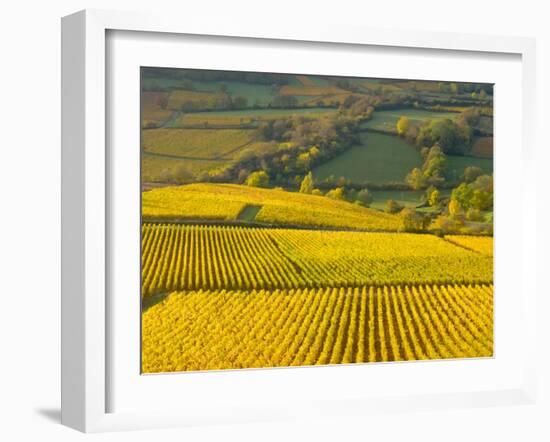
[141,224,493,297]
[142,283,494,373]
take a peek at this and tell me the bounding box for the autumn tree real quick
[356,189,373,207]
[299,172,314,194]
[326,187,345,200]
[385,199,403,214]
[427,186,441,207]
[396,116,410,136]
[463,166,484,183]
[399,208,427,232]
[246,170,269,188]
[448,199,462,218]
[405,168,425,190]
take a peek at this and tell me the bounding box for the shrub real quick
[385,199,403,214]
[246,171,270,188]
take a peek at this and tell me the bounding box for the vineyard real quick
[142,183,402,231]
[445,235,494,256]
[139,68,494,374]
[141,223,493,297]
[142,283,493,372]
[142,128,252,159]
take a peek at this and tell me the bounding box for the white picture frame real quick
[61,9,538,433]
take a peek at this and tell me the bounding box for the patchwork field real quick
[142,283,493,372]
[314,133,422,184]
[140,69,494,374]
[142,183,402,231]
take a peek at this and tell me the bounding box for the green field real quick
[313,133,422,185]
[313,131,492,186]
[188,80,276,106]
[296,75,332,87]
[173,107,337,127]
[141,154,231,182]
[142,128,252,159]
[142,183,401,231]
[142,77,276,106]
[446,155,493,181]
[360,108,458,133]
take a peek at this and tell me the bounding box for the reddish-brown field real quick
[471,137,493,158]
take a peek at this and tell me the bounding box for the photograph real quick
[140,67,494,374]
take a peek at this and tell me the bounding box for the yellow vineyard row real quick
[141,223,493,297]
[142,283,493,373]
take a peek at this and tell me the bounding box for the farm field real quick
[445,235,494,256]
[471,136,494,158]
[166,89,223,110]
[142,128,252,159]
[279,84,349,97]
[296,75,331,87]
[360,108,458,133]
[311,130,493,186]
[142,283,493,372]
[141,91,173,128]
[446,155,493,181]
[174,107,336,127]
[314,133,422,185]
[141,223,493,297]
[141,154,231,183]
[188,80,275,106]
[142,183,402,231]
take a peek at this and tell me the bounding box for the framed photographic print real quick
[139,66,495,374]
[61,9,538,432]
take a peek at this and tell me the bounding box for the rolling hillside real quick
[142,183,402,231]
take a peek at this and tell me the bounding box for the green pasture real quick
[305,75,332,86]
[313,133,422,185]
[189,80,275,106]
[446,155,493,182]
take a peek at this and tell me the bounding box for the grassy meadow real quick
[140,68,494,373]
[313,133,423,184]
